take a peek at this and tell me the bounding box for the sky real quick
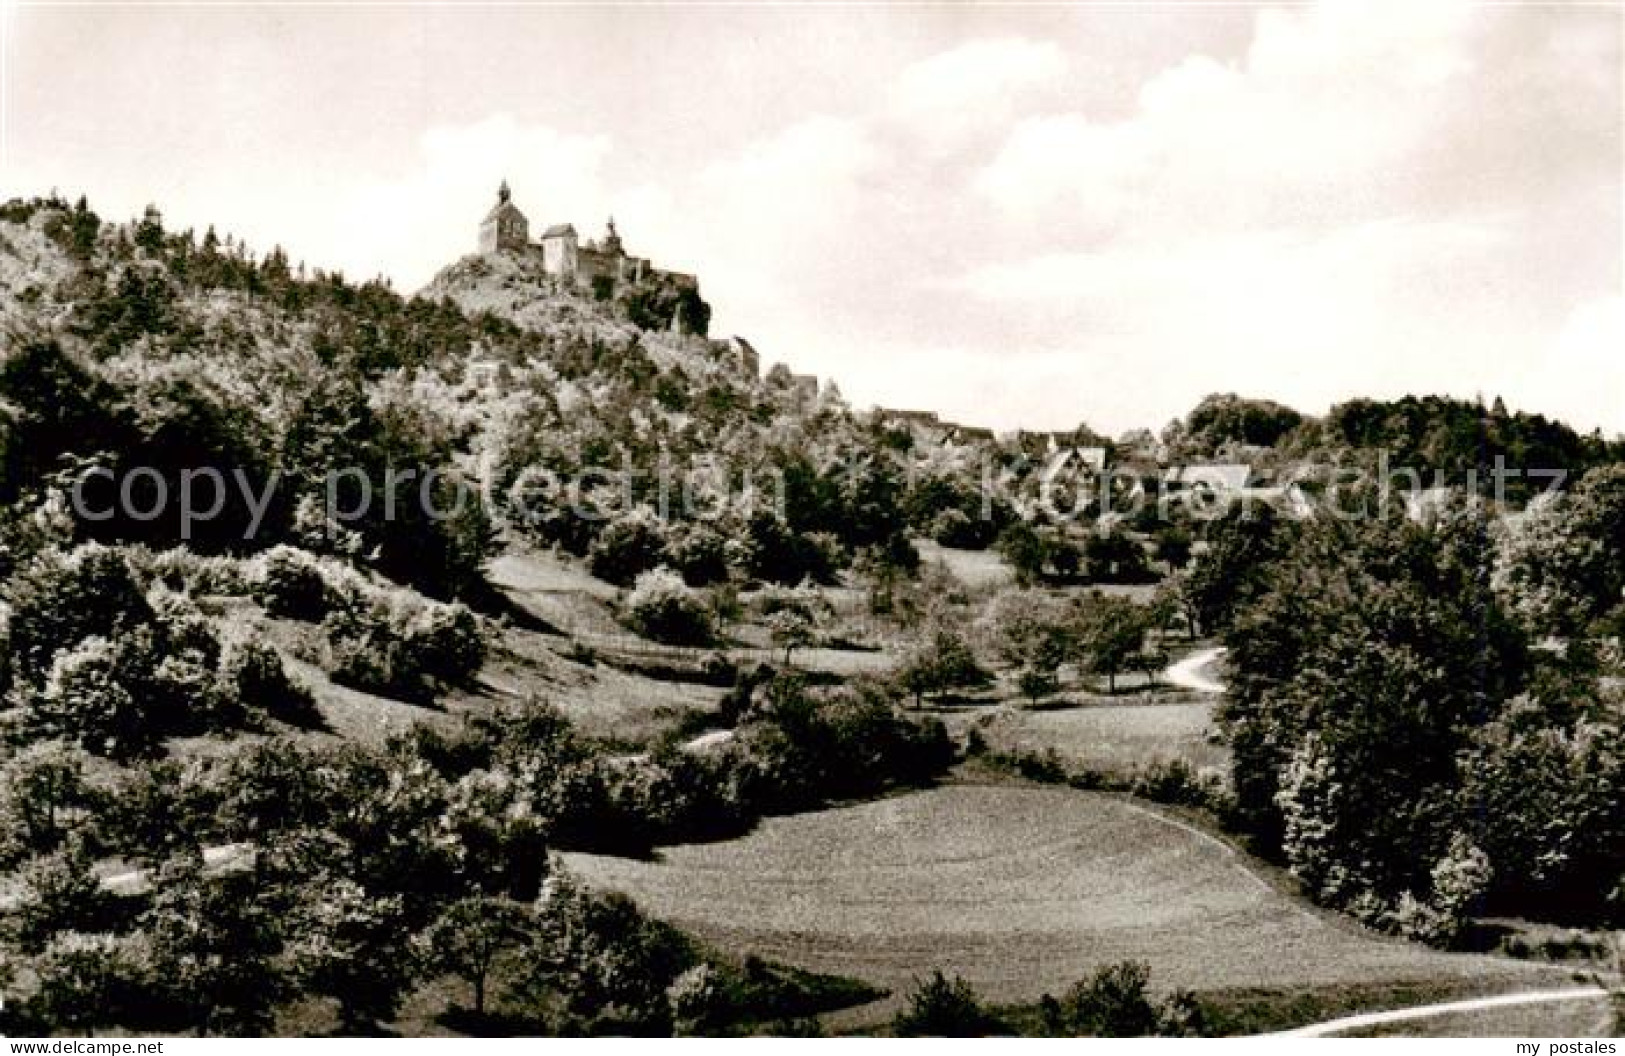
[2,1,1621,437]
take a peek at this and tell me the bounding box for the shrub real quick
[742,512,838,586]
[5,544,151,679]
[219,638,318,726]
[1041,961,1204,1037]
[754,583,830,663]
[931,508,996,549]
[1017,668,1060,703]
[407,599,486,685]
[894,971,1001,1036]
[626,568,714,646]
[24,634,154,759]
[1130,759,1219,809]
[253,546,330,620]
[141,548,249,596]
[21,932,156,1035]
[666,963,723,1034]
[666,526,731,587]
[0,741,92,867]
[722,676,954,814]
[323,590,486,703]
[1421,833,1492,945]
[589,511,669,587]
[147,591,232,731]
[1058,961,1160,1036]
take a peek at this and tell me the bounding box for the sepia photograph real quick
[0,0,1620,1042]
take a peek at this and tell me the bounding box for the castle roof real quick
[483,199,526,224]
[539,223,577,240]
[482,182,525,225]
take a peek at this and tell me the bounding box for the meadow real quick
[563,782,1557,1023]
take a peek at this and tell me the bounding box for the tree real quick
[1133,640,1168,688]
[665,524,731,587]
[518,870,693,1033]
[0,339,132,500]
[985,590,1071,700]
[1223,503,1528,907]
[417,895,534,1016]
[1493,465,1625,635]
[995,522,1047,588]
[13,838,108,953]
[93,759,215,865]
[144,859,287,1035]
[0,741,91,865]
[5,543,151,680]
[1084,528,1151,584]
[286,878,415,1034]
[220,637,319,726]
[254,546,329,620]
[756,584,827,664]
[1041,961,1202,1037]
[742,510,837,586]
[1017,669,1060,704]
[1182,505,1289,635]
[1457,702,1624,922]
[1152,524,1193,571]
[1179,393,1303,453]
[23,633,160,759]
[1072,594,1148,694]
[893,628,989,709]
[1152,575,1200,641]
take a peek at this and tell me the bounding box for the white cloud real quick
[943,1,1619,433]
[974,0,1615,242]
[883,38,1068,157]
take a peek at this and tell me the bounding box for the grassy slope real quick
[562,781,1557,1025]
[974,699,1228,779]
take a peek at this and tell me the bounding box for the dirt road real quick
[1164,645,1227,694]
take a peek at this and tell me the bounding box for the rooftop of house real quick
[1162,464,1252,490]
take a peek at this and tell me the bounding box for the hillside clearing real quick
[975,700,1228,778]
[563,783,1554,1016]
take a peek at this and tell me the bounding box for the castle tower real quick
[478,180,529,255]
[602,216,624,257]
[538,222,580,277]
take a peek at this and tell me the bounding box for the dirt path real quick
[1276,985,1611,1037]
[1164,646,1227,694]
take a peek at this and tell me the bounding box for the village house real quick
[1161,463,1253,495]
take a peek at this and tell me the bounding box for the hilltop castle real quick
[478,180,699,299]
